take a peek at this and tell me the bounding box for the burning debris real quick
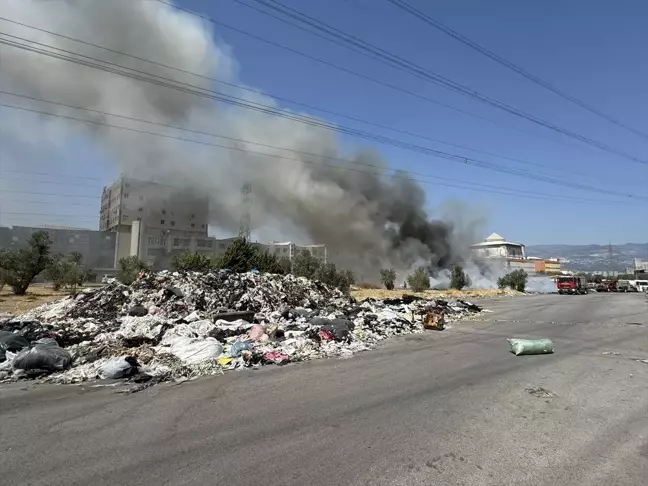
[0,271,483,386]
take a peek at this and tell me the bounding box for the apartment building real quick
[100,176,209,265]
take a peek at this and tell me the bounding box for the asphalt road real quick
[2,293,648,485]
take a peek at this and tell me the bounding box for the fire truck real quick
[556,276,588,294]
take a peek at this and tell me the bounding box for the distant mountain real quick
[526,243,648,272]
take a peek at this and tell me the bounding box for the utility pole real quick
[238,183,252,240]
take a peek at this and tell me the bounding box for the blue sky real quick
[1,0,646,245]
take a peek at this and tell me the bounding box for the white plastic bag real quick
[169,337,223,364]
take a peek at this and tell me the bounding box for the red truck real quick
[557,276,588,294]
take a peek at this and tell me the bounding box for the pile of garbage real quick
[0,271,483,387]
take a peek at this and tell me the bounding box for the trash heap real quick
[0,271,483,387]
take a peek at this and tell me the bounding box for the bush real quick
[450,264,470,290]
[357,282,381,289]
[380,268,397,290]
[407,266,430,292]
[214,237,260,273]
[0,231,53,295]
[45,252,97,295]
[213,238,288,274]
[172,252,213,272]
[314,263,355,293]
[291,250,321,279]
[117,256,149,285]
[498,269,528,292]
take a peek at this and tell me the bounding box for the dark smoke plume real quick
[0,0,480,280]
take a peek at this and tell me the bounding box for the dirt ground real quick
[0,285,69,315]
[350,287,519,301]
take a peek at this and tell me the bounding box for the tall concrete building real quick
[100,176,209,266]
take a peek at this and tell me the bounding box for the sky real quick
[0,0,646,246]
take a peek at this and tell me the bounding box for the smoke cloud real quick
[0,0,483,279]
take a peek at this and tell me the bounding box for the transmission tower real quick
[238,183,252,240]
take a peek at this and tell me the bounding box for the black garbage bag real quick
[12,338,72,372]
[311,318,355,342]
[0,330,30,362]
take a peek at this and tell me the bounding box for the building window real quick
[206,240,213,248]
[160,219,165,225]
[283,248,288,253]
[137,217,141,221]
[161,209,166,215]
[174,238,180,247]
[191,214,195,219]
[201,224,205,229]
[191,223,195,228]
[219,243,225,249]
[138,207,143,212]
[124,193,129,198]
[170,221,176,227]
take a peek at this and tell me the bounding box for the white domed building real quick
[470,233,526,260]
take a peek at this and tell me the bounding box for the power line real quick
[0,199,98,208]
[0,189,100,199]
[1,212,97,218]
[0,169,104,181]
[0,37,643,201]
[0,19,589,179]
[0,89,595,187]
[236,0,646,165]
[0,13,569,151]
[0,100,642,206]
[386,0,648,140]
[0,176,104,189]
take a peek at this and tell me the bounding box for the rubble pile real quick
[0,271,483,386]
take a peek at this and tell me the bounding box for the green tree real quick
[450,264,471,290]
[45,252,95,295]
[498,269,528,292]
[313,263,355,293]
[215,237,259,273]
[407,266,430,292]
[171,252,213,272]
[380,268,397,290]
[0,231,53,295]
[291,250,321,279]
[117,256,149,285]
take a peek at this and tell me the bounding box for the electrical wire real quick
[0,13,570,150]
[236,0,646,165]
[0,18,591,178]
[0,100,643,206]
[0,36,643,200]
[386,0,648,140]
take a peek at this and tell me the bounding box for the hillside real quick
[526,243,648,272]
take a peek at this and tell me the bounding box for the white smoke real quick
[0,0,487,279]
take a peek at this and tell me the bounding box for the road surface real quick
[2,293,648,485]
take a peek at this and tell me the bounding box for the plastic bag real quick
[229,340,253,357]
[101,356,139,379]
[170,337,224,364]
[0,330,29,362]
[508,338,554,356]
[12,339,72,371]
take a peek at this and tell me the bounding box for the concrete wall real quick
[0,225,116,270]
